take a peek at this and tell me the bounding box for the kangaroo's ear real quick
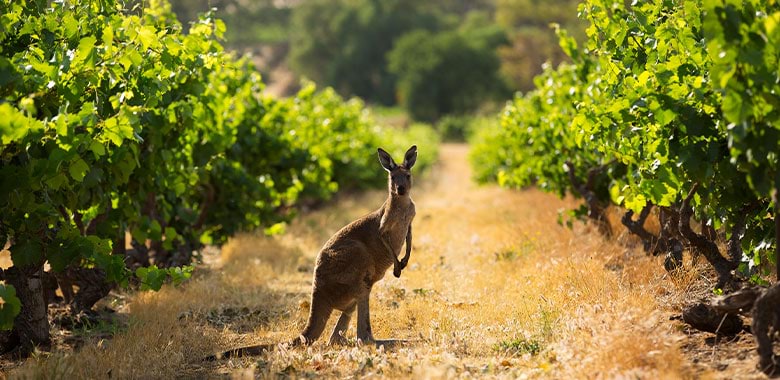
[377,148,397,171]
[403,145,417,169]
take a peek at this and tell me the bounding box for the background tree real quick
[288,0,442,105]
[495,0,584,91]
[388,12,509,122]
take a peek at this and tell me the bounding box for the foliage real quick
[0,284,21,330]
[388,15,509,122]
[171,0,582,114]
[705,0,780,198]
[436,115,473,142]
[135,265,193,291]
[437,114,496,142]
[0,0,438,334]
[167,0,292,46]
[472,0,780,284]
[289,0,442,105]
[469,117,509,183]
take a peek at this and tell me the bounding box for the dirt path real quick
[9,144,763,378]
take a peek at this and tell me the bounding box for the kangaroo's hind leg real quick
[356,294,375,343]
[328,301,356,345]
[294,293,333,346]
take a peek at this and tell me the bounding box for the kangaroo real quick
[294,145,417,346]
[206,145,417,360]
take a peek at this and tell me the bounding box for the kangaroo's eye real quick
[406,174,411,180]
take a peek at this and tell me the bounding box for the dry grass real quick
[4,144,762,379]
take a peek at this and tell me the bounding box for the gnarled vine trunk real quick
[621,204,684,272]
[4,264,50,355]
[679,184,735,289]
[58,232,123,313]
[709,283,780,376]
[752,284,780,375]
[66,267,114,314]
[565,160,613,236]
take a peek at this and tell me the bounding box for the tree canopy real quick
[388,13,509,121]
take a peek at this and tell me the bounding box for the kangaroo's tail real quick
[204,343,277,361]
[204,337,307,361]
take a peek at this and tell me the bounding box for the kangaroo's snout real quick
[389,170,412,196]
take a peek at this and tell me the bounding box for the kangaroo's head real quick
[377,145,417,197]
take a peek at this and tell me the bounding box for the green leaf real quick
[0,284,22,330]
[62,13,79,39]
[654,109,676,127]
[137,26,158,50]
[10,240,44,267]
[49,237,89,272]
[722,91,749,124]
[119,48,143,70]
[637,71,652,86]
[89,140,106,157]
[102,24,114,48]
[68,157,90,182]
[136,265,166,291]
[164,227,177,241]
[0,103,43,144]
[74,36,97,66]
[264,222,286,235]
[172,180,186,196]
[45,173,68,190]
[93,252,126,285]
[624,193,647,214]
[131,226,148,244]
[54,114,69,137]
[102,116,134,146]
[609,183,626,205]
[214,19,226,39]
[168,265,193,286]
[86,236,113,256]
[149,220,162,241]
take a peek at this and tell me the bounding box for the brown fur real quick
[294,145,418,346]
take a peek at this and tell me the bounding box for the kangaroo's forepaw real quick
[393,266,402,278]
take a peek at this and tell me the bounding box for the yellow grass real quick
[6,144,740,378]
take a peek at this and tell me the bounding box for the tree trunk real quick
[752,283,780,375]
[5,265,51,355]
[68,267,114,313]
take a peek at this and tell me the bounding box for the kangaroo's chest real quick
[380,201,415,253]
